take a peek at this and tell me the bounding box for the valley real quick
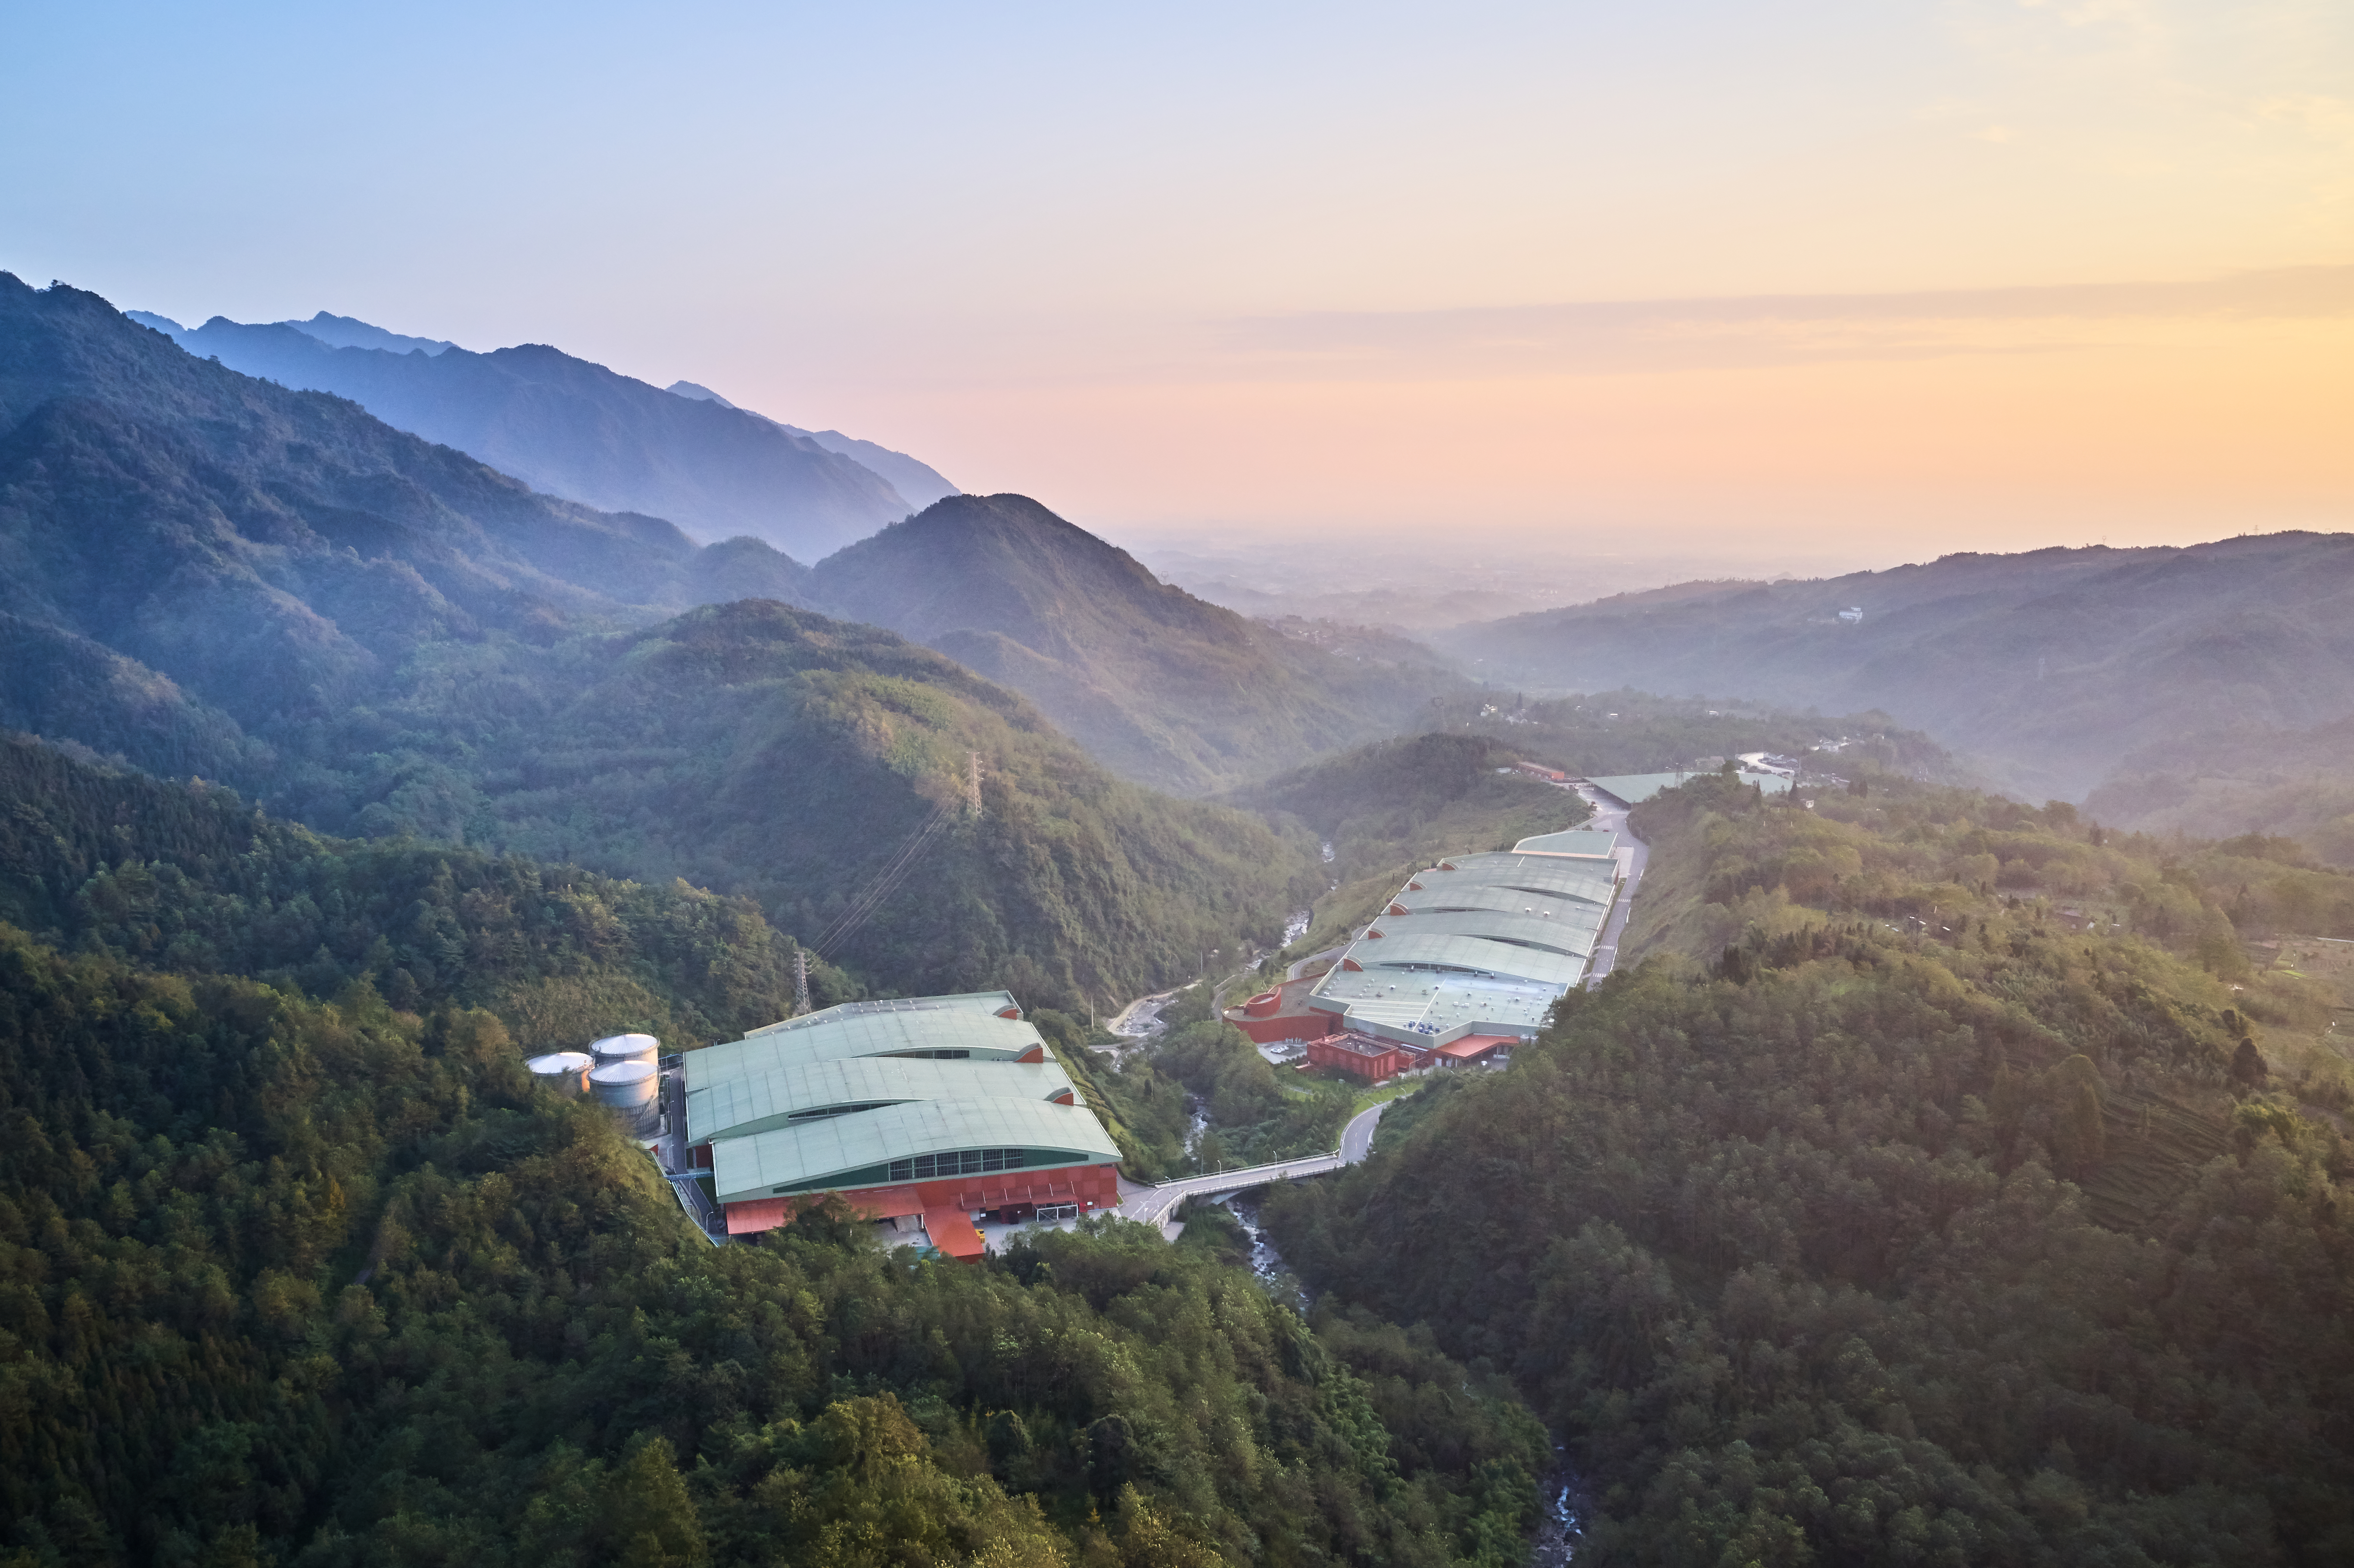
[14,4,2354,1562]
[5,268,2354,1567]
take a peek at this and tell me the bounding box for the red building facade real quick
[1305,1031,1418,1082]
[1223,975,1344,1044]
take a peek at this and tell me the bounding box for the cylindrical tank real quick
[526,1051,593,1096]
[590,1060,660,1134]
[590,1032,660,1067]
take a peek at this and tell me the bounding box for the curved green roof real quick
[1413,852,1617,898]
[1388,882,1610,915]
[711,1098,1121,1205]
[1510,828,1619,857]
[686,1056,1075,1147]
[1336,931,1587,989]
[692,1009,1044,1087]
[1586,771,1791,805]
[1364,908,1601,960]
[739,991,1018,1039]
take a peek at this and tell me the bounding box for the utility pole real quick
[793,947,811,1017]
[967,751,983,816]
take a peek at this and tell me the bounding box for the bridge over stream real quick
[1115,1098,1394,1229]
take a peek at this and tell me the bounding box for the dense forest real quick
[0,279,1326,1011]
[263,600,1325,1013]
[0,732,822,1048]
[1235,733,1582,881]
[1233,732,1593,957]
[23,264,2354,1565]
[1142,986,1358,1174]
[803,496,1463,796]
[1270,770,2354,1564]
[0,731,1333,1186]
[0,734,1552,1568]
[1023,995,1355,1185]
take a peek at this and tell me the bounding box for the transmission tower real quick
[967,750,983,815]
[793,947,811,1017]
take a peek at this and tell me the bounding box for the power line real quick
[811,759,988,962]
[812,798,956,960]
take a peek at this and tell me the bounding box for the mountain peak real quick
[806,492,1457,793]
[129,314,923,559]
[285,310,457,356]
[667,379,738,409]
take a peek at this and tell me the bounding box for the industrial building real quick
[1585,769,1792,806]
[677,992,1123,1258]
[1305,1031,1417,1082]
[1296,827,1622,1047]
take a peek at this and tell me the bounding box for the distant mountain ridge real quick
[6,279,710,752]
[666,378,959,511]
[806,493,1467,794]
[79,288,1449,803]
[0,273,1311,1002]
[130,309,928,560]
[127,307,456,355]
[1441,533,2354,800]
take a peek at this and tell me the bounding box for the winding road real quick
[1569,781,1648,986]
[1117,1098,1396,1228]
[1114,778,1646,1232]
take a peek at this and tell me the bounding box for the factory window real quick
[887,1147,1033,1182]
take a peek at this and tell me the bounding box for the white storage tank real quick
[589,1060,660,1134]
[526,1051,593,1096]
[590,1032,660,1067]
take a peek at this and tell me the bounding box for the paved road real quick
[1118,1095,1400,1227]
[1568,781,1649,986]
[1118,1152,1346,1226]
[1339,1098,1393,1163]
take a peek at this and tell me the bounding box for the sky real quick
[6,1,2351,566]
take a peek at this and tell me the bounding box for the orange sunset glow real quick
[13,2,2348,566]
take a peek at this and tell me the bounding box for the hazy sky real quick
[7,1,2351,563]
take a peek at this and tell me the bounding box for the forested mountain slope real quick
[0,277,1314,1006]
[3,280,712,617]
[1441,532,2354,800]
[1270,772,2354,1563]
[0,730,821,1044]
[2086,715,2354,867]
[807,494,1466,794]
[143,310,914,559]
[1231,732,1588,953]
[0,740,1550,1566]
[266,600,1321,1009]
[0,272,753,774]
